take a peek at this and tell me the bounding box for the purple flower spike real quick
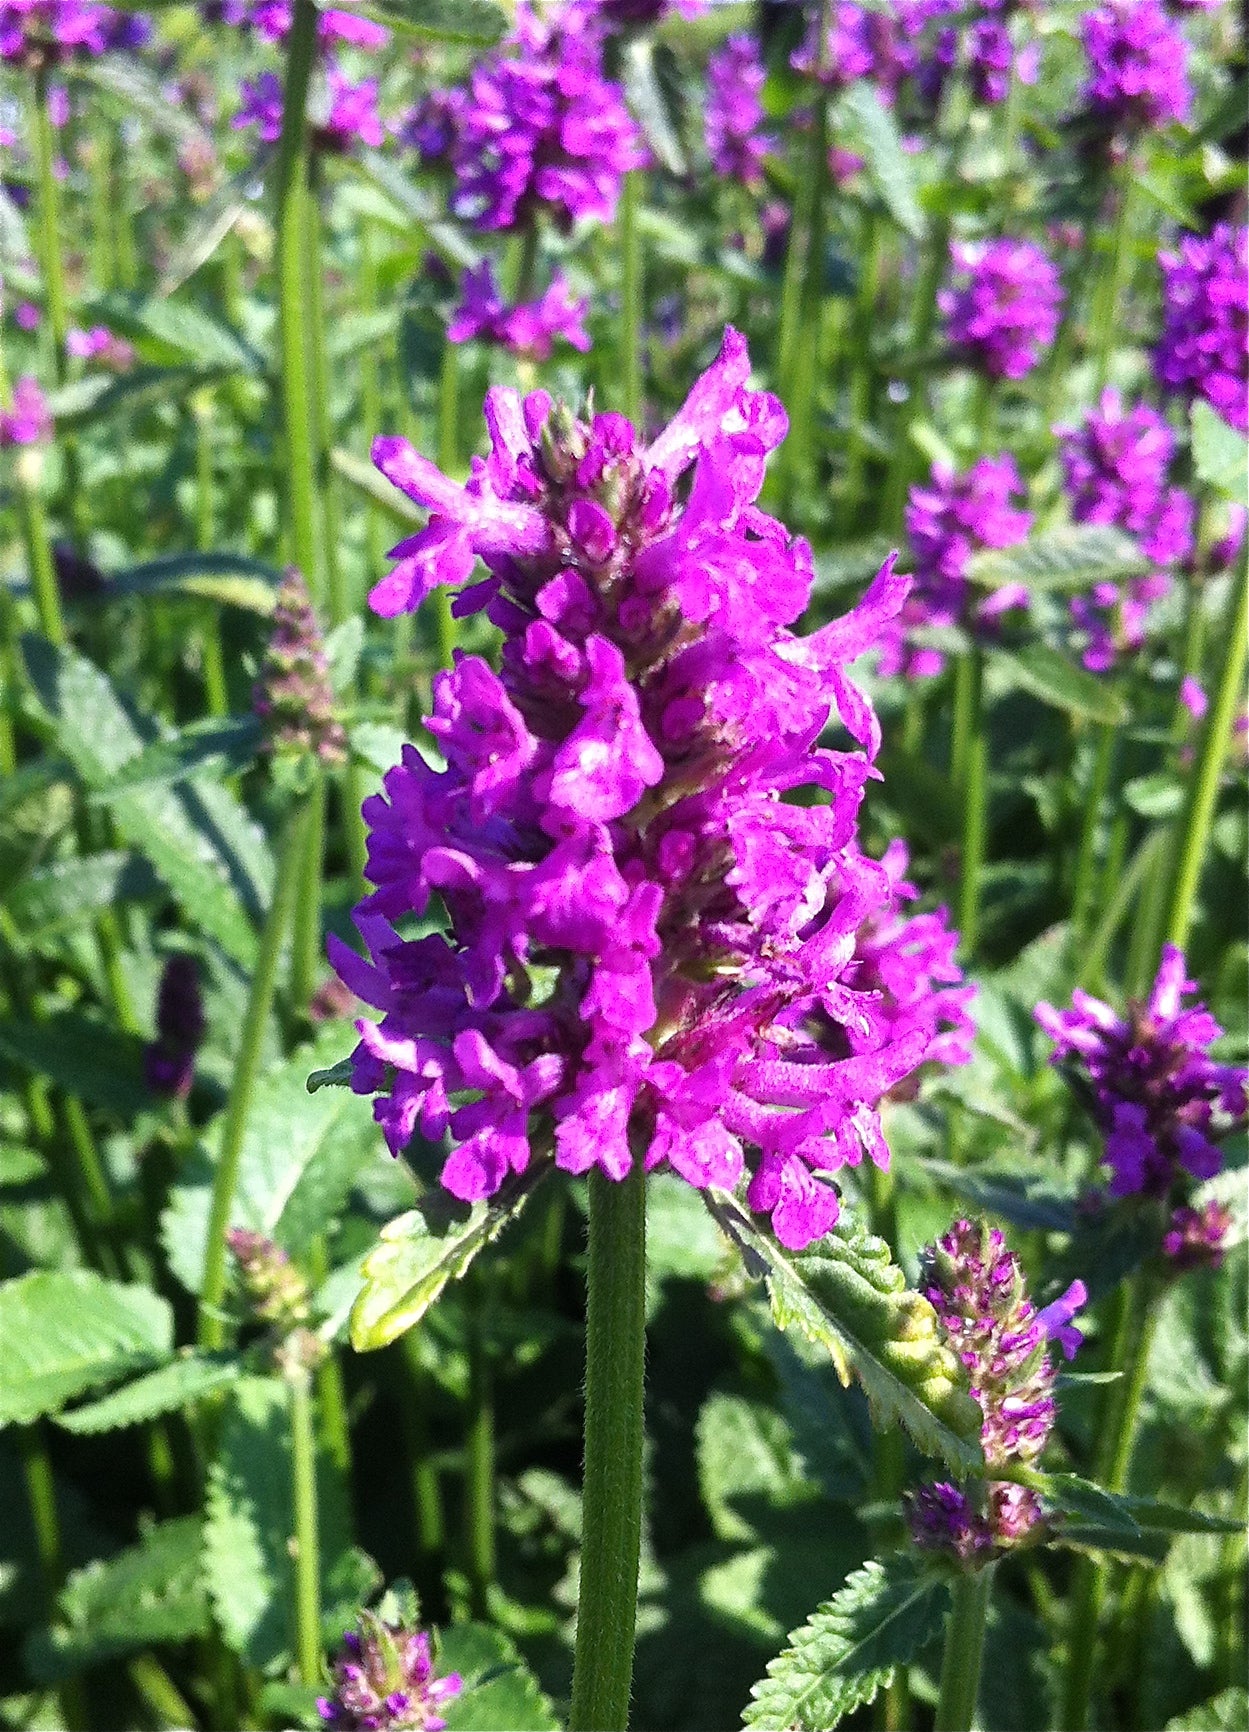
[338,327,967,1251]
[144,954,206,1100]
[1080,0,1192,135]
[319,1612,461,1732]
[448,262,591,360]
[0,2,147,67]
[0,375,52,448]
[1162,1199,1233,1272]
[940,238,1064,380]
[1155,225,1248,435]
[705,33,776,188]
[1037,946,1248,1198]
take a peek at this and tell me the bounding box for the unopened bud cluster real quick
[319,1612,461,1732]
[226,1228,325,1375]
[253,570,347,766]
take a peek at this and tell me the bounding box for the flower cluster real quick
[908,1218,1086,1560]
[67,323,135,368]
[212,1,388,49]
[449,2,644,233]
[252,569,347,764]
[233,65,384,150]
[880,455,1031,678]
[1163,1199,1233,1273]
[1080,0,1192,136]
[226,1227,310,1332]
[791,2,1038,111]
[1155,224,1248,435]
[0,375,52,448]
[319,1615,461,1732]
[448,262,591,360]
[0,2,148,67]
[332,328,967,1251]
[940,238,1064,380]
[705,33,775,188]
[1037,945,1248,1197]
[144,954,206,1099]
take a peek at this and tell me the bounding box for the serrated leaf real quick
[1038,1473,1245,1544]
[438,1623,560,1732]
[203,1376,293,1670]
[307,1056,355,1093]
[56,1352,242,1434]
[911,1158,1079,1233]
[745,1556,949,1731]
[969,526,1144,594]
[838,83,925,239]
[88,715,262,799]
[3,850,160,935]
[0,1270,172,1428]
[705,1192,983,1475]
[351,1168,548,1351]
[1190,400,1249,501]
[993,643,1128,725]
[23,1518,210,1681]
[101,551,284,613]
[0,1012,148,1114]
[162,1025,384,1296]
[354,0,508,44]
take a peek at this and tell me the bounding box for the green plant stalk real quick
[1072,721,1117,932]
[618,171,643,427]
[359,218,387,581]
[934,1564,994,1732]
[775,0,829,401]
[953,649,986,954]
[433,342,460,668]
[306,1237,352,1474]
[88,126,115,290]
[290,1373,323,1688]
[31,72,69,382]
[114,145,138,290]
[274,0,320,592]
[194,400,230,718]
[19,1425,88,1732]
[127,1655,197,1732]
[569,1162,647,1732]
[842,210,880,520]
[305,170,345,630]
[2,311,66,645]
[1094,177,1135,395]
[198,797,313,1349]
[289,769,327,1018]
[465,1271,497,1619]
[1163,557,1247,951]
[1060,1267,1161,1731]
[401,1338,447,1560]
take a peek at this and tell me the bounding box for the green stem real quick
[465,1271,496,1619]
[305,170,344,629]
[198,798,313,1349]
[31,72,69,382]
[20,1425,88,1731]
[934,1564,994,1732]
[274,0,320,592]
[89,127,116,290]
[401,1338,446,1562]
[289,770,327,1017]
[569,1163,647,1732]
[842,211,880,521]
[1094,177,1135,395]
[618,171,643,427]
[194,397,229,718]
[1072,722,1117,933]
[954,649,986,955]
[290,1373,323,1688]
[433,342,460,669]
[359,218,387,580]
[1060,1267,1160,1731]
[1163,557,1247,952]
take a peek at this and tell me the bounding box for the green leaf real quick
[77,53,213,148]
[0,1270,172,1428]
[705,1192,983,1475]
[203,1376,294,1671]
[351,1168,548,1352]
[1166,1688,1249,1732]
[910,1158,1078,1234]
[622,37,687,175]
[438,1623,561,1732]
[352,0,508,45]
[838,84,925,239]
[46,363,226,426]
[24,1518,210,1682]
[162,1025,385,1295]
[1190,400,1249,501]
[97,291,264,375]
[3,850,159,935]
[88,716,262,799]
[56,1352,242,1434]
[1039,1473,1245,1544]
[101,552,284,614]
[696,1392,814,1543]
[969,526,1144,594]
[356,151,479,268]
[744,1556,949,1731]
[306,1056,355,1093]
[0,1143,44,1187]
[332,447,424,527]
[158,162,264,296]
[993,644,1128,725]
[0,1012,149,1115]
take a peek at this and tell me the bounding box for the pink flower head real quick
[318,1615,461,1732]
[334,329,966,1251]
[448,261,591,360]
[705,32,776,188]
[1080,0,1192,133]
[1155,225,1248,435]
[0,374,52,447]
[940,237,1064,380]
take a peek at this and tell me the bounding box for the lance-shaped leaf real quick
[0,1270,173,1428]
[1034,1471,1245,1561]
[744,1555,949,1731]
[101,552,285,614]
[87,716,262,800]
[3,850,159,936]
[706,1192,983,1475]
[438,1623,561,1731]
[56,1352,242,1435]
[838,83,925,239]
[352,0,508,45]
[991,643,1128,726]
[1190,400,1248,502]
[969,526,1144,595]
[351,1168,549,1351]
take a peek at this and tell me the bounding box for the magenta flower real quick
[319,1616,461,1732]
[332,328,962,1251]
[791,2,928,102]
[909,1218,1086,1559]
[940,238,1064,380]
[1155,224,1248,435]
[67,324,135,368]
[705,33,776,188]
[880,455,1032,678]
[1037,946,1248,1198]
[450,1,645,233]
[233,63,385,151]
[447,261,591,360]
[0,374,52,447]
[220,1,389,48]
[0,1,148,65]
[1080,0,1192,134]
[1162,1199,1233,1272]
[232,70,284,143]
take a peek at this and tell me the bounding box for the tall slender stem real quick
[569,1162,647,1732]
[953,649,986,954]
[359,218,387,580]
[935,1565,994,1732]
[289,770,327,1016]
[1163,557,1247,952]
[31,72,69,382]
[20,1425,87,1731]
[1094,177,1135,395]
[1072,721,1117,933]
[305,171,344,629]
[274,0,320,592]
[618,172,643,427]
[433,343,460,669]
[464,1270,496,1619]
[290,1373,323,1688]
[198,797,313,1349]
